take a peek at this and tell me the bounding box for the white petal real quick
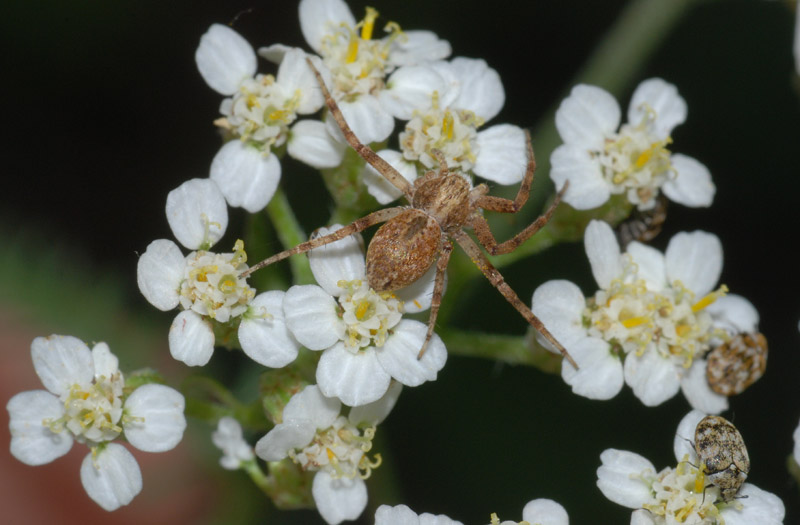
[137,239,185,311]
[549,145,609,209]
[664,230,722,297]
[282,384,341,428]
[166,178,228,250]
[307,224,366,295]
[623,351,680,407]
[394,262,439,313]
[316,343,392,406]
[375,504,422,525]
[630,509,656,525]
[387,30,451,67]
[80,444,142,511]
[555,84,620,150]
[673,409,706,463]
[627,78,686,140]
[561,337,623,400]
[679,359,728,415]
[283,285,342,350]
[91,342,119,380]
[348,381,402,426]
[7,390,72,465]
[662,154,715,207]
[31,334,94,396]
[210,141,280,213]
[531,280,588,346]
[447,57,504,120]
[380,65,447,120]
[278,48,324,114]
[239,291,301,368]
[257,43,292,64]
[521,498,569,525]
[584,220,622,289]
[299,0,355,53]
[626,241,667,291]
[706,294,759,334]
[419,514,463,525]
[326,95,395,145]
[375,320,447,386]
[288,119,346,169]
[255,419,317,461]
[168,310,215,366]
[596,449,656,509]
[123,384,187,453]
[195,24,256,95]
[312,470,368,525]
[362,149,417,205]
[720,484,785,525]
[473,125,527,185]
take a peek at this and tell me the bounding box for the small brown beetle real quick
[706,332,768,396]
[694,415,750,502]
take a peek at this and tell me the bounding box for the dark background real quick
[2,0,799,523]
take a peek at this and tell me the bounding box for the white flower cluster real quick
[551,79,715,211]
[533,220,760,412]
[7,335,186,511]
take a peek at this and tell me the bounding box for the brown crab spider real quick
[245,58,578,370]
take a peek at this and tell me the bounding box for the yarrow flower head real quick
[532,220,760,412]
[196,24,327,212]
[363,57,528,204]
[280,225,447,406]
[256,383,400,524]
[597,410,784,525]
[7,335,187,511]
[550,78,715,211]
[259,0,452,150]
[137,178,300,367]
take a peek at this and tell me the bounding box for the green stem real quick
[181,375,270,431]
[439,327,563,374]
[265,186,315,285]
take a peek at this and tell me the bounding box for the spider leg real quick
[470,180,568,256]
[450,229,579,370]
[472,129,536,213]
[417,236,453,359]
[243,207,404,277]
[305,57,414,200]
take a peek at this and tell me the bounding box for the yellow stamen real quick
[442,111,454,140]
[345,37,359,63]
[622,316,648,329]
[692,284,728,313]
[360,7,379,40]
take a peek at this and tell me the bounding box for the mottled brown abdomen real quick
[366,209,440,291]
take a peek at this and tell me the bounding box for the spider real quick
[245,59,578,370]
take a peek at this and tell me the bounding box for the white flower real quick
[281,225,447,406]
[212,417,255,470]
[255,384,400,524]
[532,220,758,411]
[364,57,526,204]
[551,79,714,211]
[137,179,299,367]
[196,24,326,212]
[7,335,186,511]
[260,0,450,146]
[375,504,463,525]
[597,410,785,525]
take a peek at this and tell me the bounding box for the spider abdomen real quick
[366,209,440,292]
